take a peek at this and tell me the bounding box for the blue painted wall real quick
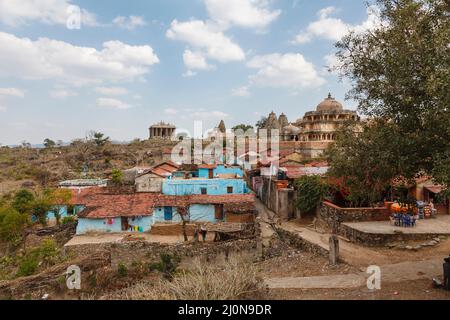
[162,178,247,195]
[153,205,221,223]
[197,165,243,179]
[76,218,122,234]
[153,207,183,223]
[76,203,225,235]
[76,216,153,235]
[189,204,218,222]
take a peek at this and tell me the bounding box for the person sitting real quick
[429,200,438,217]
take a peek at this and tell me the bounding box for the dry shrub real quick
[101,255,262,300]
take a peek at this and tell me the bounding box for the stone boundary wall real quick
[65,239,257,268]
[340,224,447,247]
[318,201,390,233]
[275,227,329,258]
[258,176,300,221]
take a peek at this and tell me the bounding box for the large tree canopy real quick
[329,0,449,202]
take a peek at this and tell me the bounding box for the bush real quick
[294,176,328,214]
[11,189,35,214]
[16,239,60,277]
[118,263,128,277]
[16,255,39,277]
[148,253,180,280]
[104,255,261,300]
[0,207,30,244]
[61,216,76,224]
[111,169,123,185]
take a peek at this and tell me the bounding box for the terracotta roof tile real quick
[77,193,255,219]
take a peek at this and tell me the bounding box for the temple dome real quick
[283,124,300,135]
[316,93,343,112]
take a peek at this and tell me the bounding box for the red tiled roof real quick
[198,164,218,169]
[78,193,255,219]
[137,161,180,178]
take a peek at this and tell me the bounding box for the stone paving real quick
[343,215,450,235]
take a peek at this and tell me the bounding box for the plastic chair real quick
[403,215,411,228]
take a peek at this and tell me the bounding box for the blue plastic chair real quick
[403,215,411,228]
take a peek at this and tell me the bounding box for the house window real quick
[201,188,207,195]
[227,186,233,194]
[164,207,173,221]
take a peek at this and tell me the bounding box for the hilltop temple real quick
[149,121,176,139]
[262,93,361,158]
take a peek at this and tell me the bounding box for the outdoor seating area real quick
[388,201,439,228]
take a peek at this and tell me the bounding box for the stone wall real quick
[275,228,329,258]
[65,239,257,268]
[340,223,447,247]
[317,201,390,233]
[258,176,300,220]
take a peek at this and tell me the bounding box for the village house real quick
[135,161,180,193]
[70,162,255,235]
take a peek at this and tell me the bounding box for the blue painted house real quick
[74,164,255,235]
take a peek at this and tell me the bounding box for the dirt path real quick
[255,200,277,246]
[254,200,448,291]
[266,257,444,289]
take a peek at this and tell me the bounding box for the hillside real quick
[0,139,178,196]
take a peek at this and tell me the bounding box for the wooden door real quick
[215,205,224,220]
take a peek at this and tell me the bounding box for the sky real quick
[0,0,380,145]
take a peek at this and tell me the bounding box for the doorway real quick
[121,217,129,231]
[215,205,224,221]
[164,206,173,221]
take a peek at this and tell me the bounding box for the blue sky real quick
[0,0,379,145]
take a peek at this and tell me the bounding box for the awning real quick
[424,185,443,194]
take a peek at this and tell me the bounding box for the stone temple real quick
[149,121,176,139]
[262,93,361,158]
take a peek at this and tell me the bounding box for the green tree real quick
[11,189,35,214]
[232,124,254,132]
[43,138,56,148]
[255,117,268,129]
[111,169,123,185]
[331,0,450,194]
[326,120,401,206]
[294,176,328,214]
[91,131,110,147]
[0,207,30,244]
[31,197,52,226]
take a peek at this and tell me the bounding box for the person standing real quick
[193,224,199,242]
[200,224,208,242]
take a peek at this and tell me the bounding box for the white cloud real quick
[164,108,178,115]
[95,86,129,96]
[113,15,147,30]
[247,53,326,90]
[0,105,6,112]
[96,98,131,110]
[0,87,25,98]
[0,0,98,27]
[293,5,381,44]
[232,86,250,97]
[50,89,77,99]
[183,50,215,72]
[192,110,230,120]
[205,0,281,29]
[166,19,245,63]
[324,54,341,74]
[0,31,159,86]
